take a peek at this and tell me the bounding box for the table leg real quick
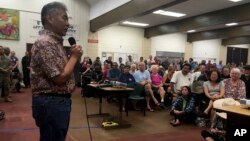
[87,94,110,118]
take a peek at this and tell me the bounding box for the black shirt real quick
[241,75,250,99]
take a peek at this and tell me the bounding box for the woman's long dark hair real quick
[182,86,192,99]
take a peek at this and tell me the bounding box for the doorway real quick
[226,47,248,66]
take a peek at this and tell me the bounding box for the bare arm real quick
[204,87,212,100]
[170,82,175,93]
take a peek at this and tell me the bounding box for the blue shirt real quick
[133,70,151,83]
[108,69,121,80]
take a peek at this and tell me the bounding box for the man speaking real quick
[30,2,82,141]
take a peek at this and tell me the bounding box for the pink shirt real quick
[151,74,162,86]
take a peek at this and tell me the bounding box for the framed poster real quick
[0,8,19,40]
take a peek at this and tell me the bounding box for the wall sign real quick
[30,19,80,40]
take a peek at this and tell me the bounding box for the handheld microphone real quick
[68,37,76,45]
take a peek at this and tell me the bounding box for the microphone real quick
[68,37,76,46]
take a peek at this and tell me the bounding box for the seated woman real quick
[118,65,136,111]
[170,86,196,126]
[203,70,225,119]
[129,64,137,75]
[150,65,165,106]
[80,63,92,88]
[223,68,246,100]
[162,66,175,91]
[162,66,175,105]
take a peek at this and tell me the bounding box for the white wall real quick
[0,0,90,71]
[97,25,144,62]
[150,33,187,57]
[192,39,221,63]
[89,0,131,20]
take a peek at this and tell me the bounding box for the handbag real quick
[192,80,204,94]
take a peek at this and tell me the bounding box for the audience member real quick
[147,55,154,69]
[0,46,12,102]
[241,65,250,98]
[103,63,110,80]
[104,56,113,66]
[150,65,165,106]
[139,56,144,62]
[92,57,102,69]
[22,51,31,88]
[129,64,137,75]
[170,63,194,102]
[118,57,124,67]
[223,68,246,100]
[125,55,135,66]
[162,66,175,94]
[203,70,224,119]
[108,62,121,81]
[119,65,136,111]
[216,60,224,72]
[206,60,213,70]
[170,86,196,126]
[80,63,92,88]
[133,62,156,112]
[220,67,230,80]
[92,65,104,84]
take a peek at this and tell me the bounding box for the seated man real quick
[170,63,194,102]
[119,65,136,111]
[133,62,161,112]
[108,62,121,81]
[107,62,121,102]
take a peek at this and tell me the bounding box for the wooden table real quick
[214,105,250,140]
[87,83,134,128]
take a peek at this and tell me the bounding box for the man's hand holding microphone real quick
[68,37,83,59]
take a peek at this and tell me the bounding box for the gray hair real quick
[230,68,241,78]
[151,65,159,71]
[41,2,67,26]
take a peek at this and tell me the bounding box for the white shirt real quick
[170,71,194,93]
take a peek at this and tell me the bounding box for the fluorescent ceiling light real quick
[123,21,149,27]
[187,30,196,33]
[153,10,186,17]
[225,22,238,26]
[228,0,242,2]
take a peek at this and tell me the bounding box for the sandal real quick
[147,108,154,112]
[170,119,176,125]
[172,120,181,127]
[156,102,165,109]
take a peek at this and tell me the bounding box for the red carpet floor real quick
[0,89,72,141]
